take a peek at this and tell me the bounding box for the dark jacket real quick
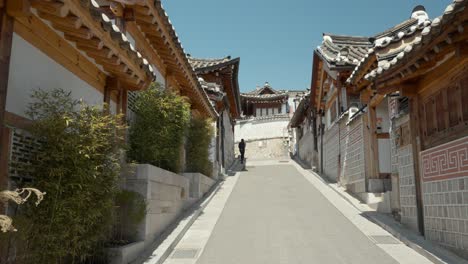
[238,141,245,153]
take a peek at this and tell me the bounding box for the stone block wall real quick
[323,123,340,182]
[124,164,192,245]
[184,172,216,199]
[236,138,288,160]
[398,144,419,231]
[339,120,349,184]
[421,136,468,254]
[342,116,366,193]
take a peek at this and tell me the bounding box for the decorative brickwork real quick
[423,177,468,252]
[339,120,349,183]
[398,144,419,231]
[422,136,468,253]
[342,116,366,192]
[323,123,339,182]
[421,136,468,182]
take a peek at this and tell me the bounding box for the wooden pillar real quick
[0,3,13,190]
[409,96,425,235]
[360,88,373,191]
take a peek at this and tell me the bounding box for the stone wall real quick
[184,172,216,199]
[398,144,419,231]
[235,116,289,142]
[124,164,192,246]
[236,138,288,160]
[323,123,340,182]
[342,116,366,193]
[421,136,468,254]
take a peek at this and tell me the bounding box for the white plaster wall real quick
[297,129,315,168]
[378,139,392,173]
[7,34,104,118]
[235,118,289,142]
[223,111,235,168]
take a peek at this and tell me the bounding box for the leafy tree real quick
[128,83,190,173]
[186,116,214,177]
[19,88,125,263]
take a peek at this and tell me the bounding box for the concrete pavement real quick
[163,160,432,264]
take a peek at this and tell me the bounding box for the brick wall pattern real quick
[422,136,468,252]
[421,136,468,182]
[398,144,419,231]
[342,116,366,192]
[323,123,339,182]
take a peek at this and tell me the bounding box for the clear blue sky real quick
[162,0,452,92]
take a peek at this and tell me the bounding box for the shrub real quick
[186,116,214,177]
[128,83,190,173]
[18,88,125,263]
[110,189,147,245]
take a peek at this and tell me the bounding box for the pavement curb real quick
[292,158,468,264]
[132,179,225,264]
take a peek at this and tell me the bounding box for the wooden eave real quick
[196,63,241,119]
[126,0,216,118]
[193,58,241,118]
[353,55,376,91]
[20,0,155,91]
[376,7,468,91]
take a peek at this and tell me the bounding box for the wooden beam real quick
[14,15,107,92]
[377,83,417,95]
[126,21,167,76]
[38,11,82,29]
[378,13,467,83]
[6,0,30,17]
[0,5,13,191]
[369,93,384,108]
[31,0,69,17]
[63,0,148,83]
[142,0,214,118]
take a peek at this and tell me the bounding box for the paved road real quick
[196,164,399,264]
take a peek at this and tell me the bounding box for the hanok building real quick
[188,56,241,174]
[308,32,374,192]
[346,5,434,232]
[0,0,216,261]
[235,82,291,160]
[288,92,316,167]
[348,1,468,255]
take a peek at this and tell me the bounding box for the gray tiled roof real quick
[188,56,234,70]
[346,2,462,84]
[316,34,373,67]
[364,0,466,82]
[89,1,155,80]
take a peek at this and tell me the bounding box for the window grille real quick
[9,128,42,183]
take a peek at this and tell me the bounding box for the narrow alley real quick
[161,160,432,264]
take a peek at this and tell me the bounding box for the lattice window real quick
[9,129,43,182]
[127,91,140,113]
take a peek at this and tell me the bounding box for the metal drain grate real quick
[369,235,400,244]
[171,248,199,259]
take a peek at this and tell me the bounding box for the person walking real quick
[238,139,246,164]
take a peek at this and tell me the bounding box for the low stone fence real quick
[109,164,192,264]
[184,173,216,199]
[109,164,216,264]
